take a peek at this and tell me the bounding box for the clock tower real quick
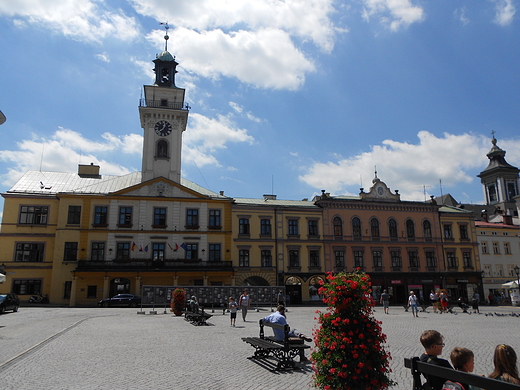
[139,25,189,183]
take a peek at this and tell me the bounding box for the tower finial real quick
[160,22,169,51]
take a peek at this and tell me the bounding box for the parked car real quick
[98,294,141,308]
[0,293,20,314]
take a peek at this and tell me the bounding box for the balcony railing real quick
[76,260,232,271]
[139,99,188,110]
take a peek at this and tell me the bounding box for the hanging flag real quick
[180,243,188,251]
[167,243,173,251]
[139,246,143,252]
[131,242,136,251]
[174,243,179,251]
[144,244,149,252]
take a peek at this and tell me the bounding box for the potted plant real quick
[171,288,186,316]
[312,271,395,389]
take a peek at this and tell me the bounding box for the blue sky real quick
[1,0,520,216]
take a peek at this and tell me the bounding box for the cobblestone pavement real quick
[1,304,520,389]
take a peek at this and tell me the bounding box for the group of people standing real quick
[226,289,251,326]
[420,329,520,390]
[429,290,451,314]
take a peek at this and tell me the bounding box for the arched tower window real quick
[333,216,343,237]
[156,139,169,158]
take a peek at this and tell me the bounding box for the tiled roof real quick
[5,170,224,198]
[233,197,318,207]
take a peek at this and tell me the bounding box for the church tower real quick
[477,133,520,216]
[139,24,189,183]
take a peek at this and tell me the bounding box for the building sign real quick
[421,280,433,283]
[457,280,469,283]
[391,280,402,284]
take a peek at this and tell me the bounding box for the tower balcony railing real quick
[76,259,232,271]
[139,99,188,110]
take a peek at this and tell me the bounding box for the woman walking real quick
[239,289,251,322]
[408,290,419,317]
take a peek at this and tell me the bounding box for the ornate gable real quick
[360,176,400,202]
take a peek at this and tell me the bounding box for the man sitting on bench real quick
[262,305,312,362]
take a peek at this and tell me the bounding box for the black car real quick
[0,293,20,314]
[98,294,141,308]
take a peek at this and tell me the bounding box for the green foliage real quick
[312,271,395,390]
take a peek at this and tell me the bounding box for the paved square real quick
[1,304,519,389]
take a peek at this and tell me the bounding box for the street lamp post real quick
[514,265,520,289]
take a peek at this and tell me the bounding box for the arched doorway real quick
[242,276,270,286]
[110,277,131,297]
[285,276,303,304]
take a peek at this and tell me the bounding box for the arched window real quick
[423,220,432,239]
[352,217,361,238]
[156,140,168,158]
[333,216,343,237]
[388,218,398,240]
[370,218,380,239]
[406,219,415,239]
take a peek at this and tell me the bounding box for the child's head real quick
[450,347,474,372]
[229,297,234,301]
[493,344,519,378]
[420,330,445,355]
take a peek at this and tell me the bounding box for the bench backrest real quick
[405,357,520,390]
[259,319,290,342]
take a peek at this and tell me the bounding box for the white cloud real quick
[183,113,255,168]
[0,129,137,186]
[0,0,140,43]
[131,0,338,51]
[148,27,315,90]
[454,7,470,25]
[362,0,425,30]
[299,131,520,201]
[229,101,243,114]
[96,52,110,63]
[493,0,516,26]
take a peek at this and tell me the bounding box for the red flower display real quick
[311,271,395,389]
[170,288,186,316]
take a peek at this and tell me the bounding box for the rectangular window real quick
[239,249,249,267]
[447,252,457,268]
[153,207,167,227]
[91,242,105,261]
[209,244,221,261]
[443,224,453,239]
[288,219,299,235]
[152,243,165,261]
[459,224,469,240]
[408,251,419,268]
[12,279,42,295]
[484,264,491,277]
[506,180,518,200]
[353,250,364,268]
[335,250,345,268]
[186,209,199,228]
[481,241,488,254]
[391,251,402,268]
[116,242,130,260]
[260,219,272,235]
[63,242,78,261]
[309,250,320,268]
[308,220,319,236]
[118,206,133,226]
[239,218,250,235]
[462,252,472,268]
[425,251,436,268]
[15,243,45,262]
[93,206,108,226]
[372,250,382,268]
[208,209,221,228]
[504,242,511,255]
[488,184,497,202]
[67,205,81,224]
[261,250,272,267]
[87,285,97,299]
[19,205,48,225]
[185,244,198,260]
[496,264,504,277]
[289,250,300,267]
[492,242,500,254]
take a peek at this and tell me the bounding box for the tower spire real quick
[160,22,169,51]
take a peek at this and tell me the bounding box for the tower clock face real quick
[154,120,172,136]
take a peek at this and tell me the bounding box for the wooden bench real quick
[183,306,212,326]
[404,357,520,390]
[242,319,310,370]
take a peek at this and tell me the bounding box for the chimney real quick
[263,194,277,200]
[78,163,101,178]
